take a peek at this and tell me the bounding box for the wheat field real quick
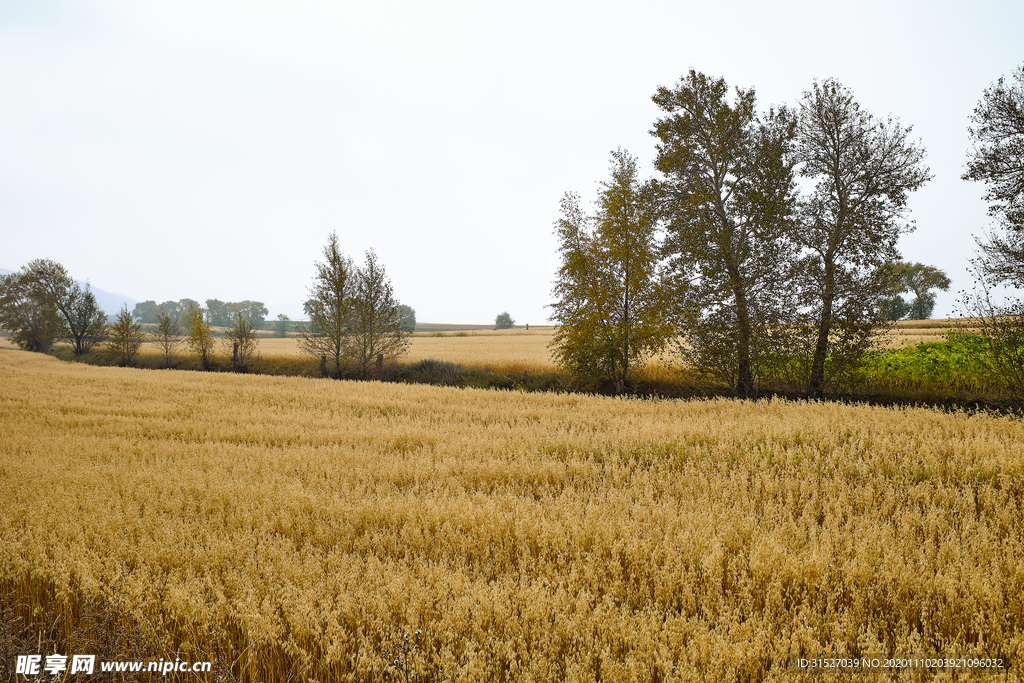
[1,348,1023,681]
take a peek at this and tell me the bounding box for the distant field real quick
[1,350,1022,681]
[112,326,563,373]
[254,327,560,372]
[113,320,967,372]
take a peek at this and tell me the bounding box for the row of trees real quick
[0,260,264,370]
[132,298,269,328]
[0,235,411,378]
[118,304,259,370]
[551,72,938,397]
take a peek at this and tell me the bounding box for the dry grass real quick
[134,328,563,374]
[2,349,1023,681]
[882,320,965,349]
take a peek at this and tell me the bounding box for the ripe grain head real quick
[1,349,1022,681]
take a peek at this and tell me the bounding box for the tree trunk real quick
[735,294,753,399]
[809,262,835,398]
[727,258,754,399]
[620,283,630,395]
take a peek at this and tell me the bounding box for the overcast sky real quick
[1,0,1021,323]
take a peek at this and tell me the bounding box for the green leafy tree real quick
[185,306,215,370]
[0,270,66,352]
[878,262,951,320]
[26,259,107,355]
[793,80,931,396]
[878,264,913,322]
[205,299,232,327]
[178,299,201,324]
[550,149,675,393]
[132,300,159,324]
[224,311,259,371]
[273,313,290,338]
[494,312,514,330]
[156,301,183,327]
[349,249,408,379]
[652,71,798,397]
[299,232,357,375]
[230,300,268,328]
[108,304,145,366]
[397,305,416,332]
[963,63,1024,286]
[154,309,181,368]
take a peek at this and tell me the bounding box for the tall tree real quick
[273,313,291,338]
[157,301,183,327]
[153,309,181,368]
[651,71,797,397]
[349,249,408,379]
[963,63,1024,287]
[206,299,232,327]
[230,300,268,328]
[794,80,931,396]
[224,311,259,371]
[26,259,107,355]
[185,306,215,370]
[133,300,159,324]
[178,299,202,327]
[878,262,951,320]
[0,271,66,352]
[108,304,145,366]
[550,149,674,393]
[397,305,416,333]
[298,232,357,376]
[902,262,951,320]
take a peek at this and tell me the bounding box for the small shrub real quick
[400,359,467,386]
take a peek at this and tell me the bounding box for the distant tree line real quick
[0,262,263,371]
[550,66,1024,398]
[0,235,413,379]
[132,299,268,329]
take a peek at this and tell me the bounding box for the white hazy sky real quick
[1,0,1021,323]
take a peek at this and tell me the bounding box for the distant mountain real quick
[0,266,136,316]
[90,286,138,316]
